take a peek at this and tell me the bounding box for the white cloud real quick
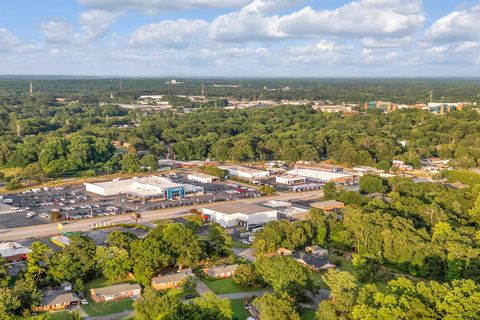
[209,0,425,42]
[427,4,480,42]
[40,21,74,44]
[79,10,122,41]
[79,0,249,13]
[129,19,208,48]
[0,28,33,53]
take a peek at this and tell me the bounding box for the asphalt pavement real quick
[0,190,323,241]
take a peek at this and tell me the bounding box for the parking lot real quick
[0,174,262,229]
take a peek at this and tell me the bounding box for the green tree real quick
[232,264,263,287]
[141,154,158,171]
[253,293,300,320]
[322,270,359,314]
[323,182,337,200]
[255,256,315,299]
[106,231,138,252]
[25,242,52,286]
[121,153,141,172]
[359,174,387,194]
[96,246,132,281]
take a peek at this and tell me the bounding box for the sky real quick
[1,0,480,77]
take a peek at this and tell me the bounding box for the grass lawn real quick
[202,278,262,295]
[231,240,251,249]
[49,311,69,320]
[300,309,316,320]
[230,299,250,320]
[81,277,136,317]
[328,254,354,273]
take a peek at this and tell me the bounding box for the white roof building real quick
[85,176,203,199]
[219,165,270,180]
[187,173,219,184]
[287,168,353,183]
[202,202,277,228]
[276,175,306,185]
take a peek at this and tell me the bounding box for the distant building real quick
[202,202,278,228]
[90,283,142,303]
[0,242,31,263]
[219,165,270,180]
[287,167,354,184]
[152,269,193,290]
[203,264,238,279]
[312,104,353,113]
[428,103,463,114]
[365,101,398,113]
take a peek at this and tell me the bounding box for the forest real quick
[1,92,480,184]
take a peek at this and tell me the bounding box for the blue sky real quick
[1,0,479,76]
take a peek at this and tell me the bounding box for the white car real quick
[80,299,89,305]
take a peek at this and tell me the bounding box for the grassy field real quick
[202,278,261,295]
[230,299,250,320]
[329,254,354,273]
[81,277,136,317]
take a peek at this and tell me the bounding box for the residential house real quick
[90,283,142,303]
[152,269,194,290]
[293,251,335,271]
[34,291,80,311]
[305,245,328,257]
[203,264,238,279]
[0,242,31,263]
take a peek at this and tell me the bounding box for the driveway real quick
[232,247,256,262]
[218,289,270,300]
[195,280,214,295]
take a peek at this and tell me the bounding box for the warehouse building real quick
[219,165,270,180]
[85,176,203,200]
[275,175,306,185]
[202,202,278,228]
[287,167,354,184]
[187,172,219,184]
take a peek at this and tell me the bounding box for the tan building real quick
[203,264,238,279]
[90,283,141,303]
[34,291,79,311]
[310,200,345,212]
[152,270,194,290]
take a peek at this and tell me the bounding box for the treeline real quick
[2,96,480,180]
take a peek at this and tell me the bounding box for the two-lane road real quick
[0,190,322,241]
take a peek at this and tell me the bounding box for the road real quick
[0,190,322,241]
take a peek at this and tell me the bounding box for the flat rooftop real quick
[0,242,31,257]
[287,168,352,179]
[188,172,218,179]
[220,165,269,174]
[205,202,273,215]
[87,176,183,189]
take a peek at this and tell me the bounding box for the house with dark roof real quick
[152,269,194,290]
[293,251,335,271]
[34,291,80,311]
[90,283,141,303]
